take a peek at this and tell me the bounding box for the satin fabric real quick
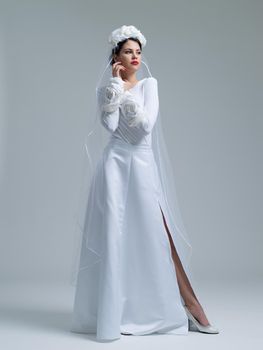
[70,137,189,340]
[70,78,189,340]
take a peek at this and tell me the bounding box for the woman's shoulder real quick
[145,76,157,82]
[143,77,158,91]
[144,76,158,85]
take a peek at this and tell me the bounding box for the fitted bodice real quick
[111,78,153,146]
[99,76,159,148]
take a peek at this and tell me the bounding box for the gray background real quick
[0,0,262,348]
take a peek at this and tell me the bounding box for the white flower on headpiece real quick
[108,25,147,49]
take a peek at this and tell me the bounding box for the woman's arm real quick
[97,77,124,133]
[120,77,159,135]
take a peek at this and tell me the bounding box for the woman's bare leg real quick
[159,205,211,326]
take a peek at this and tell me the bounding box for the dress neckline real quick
[126,77,147,91]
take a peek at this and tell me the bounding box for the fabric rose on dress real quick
[101,78,124,113]
[120,96,147,128]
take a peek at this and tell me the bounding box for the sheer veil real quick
[69,32,195,292]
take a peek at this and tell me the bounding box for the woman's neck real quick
[120,72,138,83]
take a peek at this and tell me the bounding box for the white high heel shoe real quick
[184,305,220,334]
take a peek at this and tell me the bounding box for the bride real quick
[70,24,219,341]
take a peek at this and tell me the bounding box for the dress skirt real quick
[70,136,189,341]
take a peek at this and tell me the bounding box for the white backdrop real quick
[0,0,262,287]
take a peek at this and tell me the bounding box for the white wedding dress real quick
[70,76,189,341]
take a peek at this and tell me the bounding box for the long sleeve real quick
[120,77,159,135]
[97,77,125,133]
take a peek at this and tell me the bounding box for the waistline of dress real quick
[106,136,153,152]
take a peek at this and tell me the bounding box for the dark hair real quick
[109,37,142,66]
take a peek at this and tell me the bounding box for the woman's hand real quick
[112,61,132,91]
[112,61,126,79]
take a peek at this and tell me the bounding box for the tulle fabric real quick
[69,47,195,291]
[68,39,200,339]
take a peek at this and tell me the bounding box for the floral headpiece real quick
[108,25,147,49]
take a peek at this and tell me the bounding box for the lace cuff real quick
[101,77,125,113]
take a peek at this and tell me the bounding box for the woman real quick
[70,25,219,341]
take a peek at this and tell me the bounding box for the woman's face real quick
[114,39,141,72]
